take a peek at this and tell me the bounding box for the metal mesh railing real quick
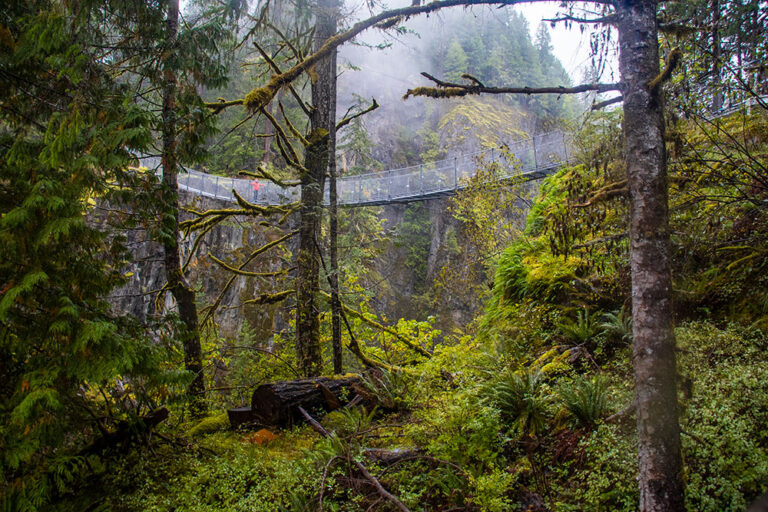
[164,129,572,206]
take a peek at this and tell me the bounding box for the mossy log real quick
[248,376,362,427]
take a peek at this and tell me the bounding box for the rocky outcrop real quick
[101,191,291,342]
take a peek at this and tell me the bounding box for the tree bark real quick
[711,0,723,111]
[617,1,684,510]
[296,0,339,377]
[328,48,342,375]
[161,0,206,416]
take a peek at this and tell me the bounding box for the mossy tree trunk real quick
[617,1,684,509]
[296,0,340,377]
[161,0,206,415]
[328,44,342,375]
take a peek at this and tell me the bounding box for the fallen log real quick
[249,376,362,427]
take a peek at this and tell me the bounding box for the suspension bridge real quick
[174,130,572,207]
[143,94,768,208]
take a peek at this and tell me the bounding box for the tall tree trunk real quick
[711,0,723,110]
[617,1,684,510]
[161,0,206,416]
[296,0,338,377]
[328,45,342,374]
[262,102,273,165]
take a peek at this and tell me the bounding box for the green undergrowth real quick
[65,320,766,512]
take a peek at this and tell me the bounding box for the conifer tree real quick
[0,2,174,507]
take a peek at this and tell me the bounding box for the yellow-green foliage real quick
[188,412,230,437]
[439,97,527,148]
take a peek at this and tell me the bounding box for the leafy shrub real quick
[102,434,318,512]
[409,385,504,471]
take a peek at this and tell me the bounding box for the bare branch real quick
[404,72,620,99]
[336,98,379,131]
[240,289,295,306]
[544,14,616,24]
[239,168,301,188]
[648,47,682,90]
[253,41,312,117]
[319,291,432,358]
[592,95,623,110]
[297,407,411,512]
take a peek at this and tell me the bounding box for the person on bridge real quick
[251,179,261,203]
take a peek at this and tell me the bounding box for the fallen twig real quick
[298,407,410,512]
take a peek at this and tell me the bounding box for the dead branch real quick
[336,99,379,131]
[544,14,617,24]
[240,289,295,306]
[239,167,301,188]
[253,41,312,117]
[592,95,623,110]
[648,47,682,91]
[200,231,298,325]
[209,0,617,114]
[298,407,411,512]
[315,238,403,372]
[404,72,621,99]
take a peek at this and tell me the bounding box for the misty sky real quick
[341,0,619,85]
[517,3,619,82]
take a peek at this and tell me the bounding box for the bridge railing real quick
[172,129,571,206]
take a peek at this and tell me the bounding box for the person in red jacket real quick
[251,179,261,202]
